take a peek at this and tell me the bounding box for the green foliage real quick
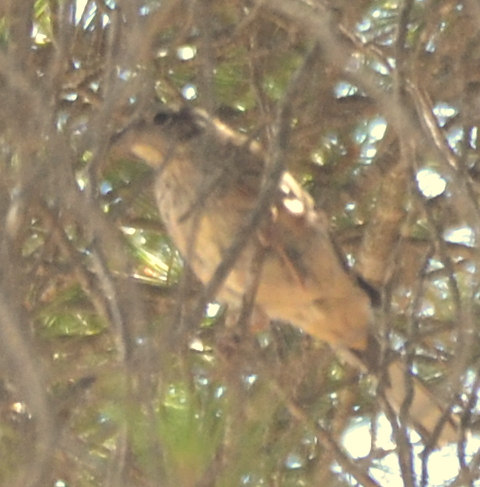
[0,0,479,486]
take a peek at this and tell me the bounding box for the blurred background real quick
[0,0,480,486]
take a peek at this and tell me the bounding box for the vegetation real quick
[0,0,479,486]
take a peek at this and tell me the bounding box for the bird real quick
[115,104,458,445]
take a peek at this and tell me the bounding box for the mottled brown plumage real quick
[120,107,372,348]
[117,106,458,445]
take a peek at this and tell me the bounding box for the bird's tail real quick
[340,344,458,446]
[384,359,458,446]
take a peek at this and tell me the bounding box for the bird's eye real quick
[152,107,203,140]
[153,111,171,125]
